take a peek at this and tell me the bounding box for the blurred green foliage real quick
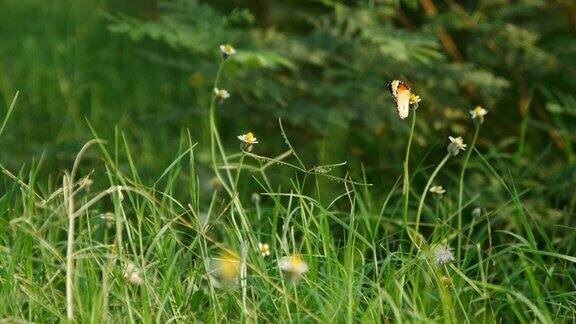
[0,0,575,206]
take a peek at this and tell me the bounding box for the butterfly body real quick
[388,80,411,119]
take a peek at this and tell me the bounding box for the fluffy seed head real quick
[431,244,455,265]
[209,249,241,284]
[278,254,309,279]
[123,262,142,285]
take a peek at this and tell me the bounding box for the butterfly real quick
[388,80,411,119]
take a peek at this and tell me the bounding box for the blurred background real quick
[0,0,574,207]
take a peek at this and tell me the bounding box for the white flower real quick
[448,136,467,156]
[219,44,236,58]
[471,207,482,217]
[469,106,488,123]
[237,132,259,152]
[237,132,258,145]
[278,254,309,278]
[258,243,271,257]
[100,212,114,222]
[123,262,142,285]
[251,192,261,204]
[214,87,230,100]
[100,212,115,228]
[431,244,455,265]
[429,185,446,195]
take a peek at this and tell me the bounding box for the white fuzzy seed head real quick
[123,262,142,285]
[208,249,241,285]
[431,244,455,265]
[278,255,309,279]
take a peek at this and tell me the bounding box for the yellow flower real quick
[219,44,236,58]
[429,185,446,195]
[448,136,466,156]
[209,249,241,284]
[237,132,259,152]
[409,93,421,105]
[258,243,271,257]
[469,106,488,123]
[123,262,142,285]
[214,87,230,100]
[238,132,258,144]
[278,254,309,279]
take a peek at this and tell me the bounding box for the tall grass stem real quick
[414,153,451,237]
[457,125,480,260]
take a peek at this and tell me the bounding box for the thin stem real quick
[208,61,250,240]
[0,90,19,137]
[234,152,245,192]
[64,174,74,321]
[414,153,451,236]
[231,152,247,241]
[209,63,253,241]
[240,242,249,321]
[209,62,234,191]
[208,57,258,304]
[402,110,417,232]
[457,124,480,260]
[102,221,110,320]
[65,139,101,321]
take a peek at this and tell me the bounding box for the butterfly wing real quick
[388,80,411,119]
[388,80,398,97]
[395,82,411,119]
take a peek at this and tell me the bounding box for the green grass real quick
[1,48,576,323]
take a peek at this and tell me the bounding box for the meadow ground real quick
[1,1,575,323]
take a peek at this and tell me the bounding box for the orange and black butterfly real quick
[388,80,411,119]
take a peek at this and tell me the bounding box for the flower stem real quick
[234,152,245,194]
[457,124,480,260]
[209,62,234,190]
[402,110,417,234]
[208,56,256,276]
[414,153,451,237]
